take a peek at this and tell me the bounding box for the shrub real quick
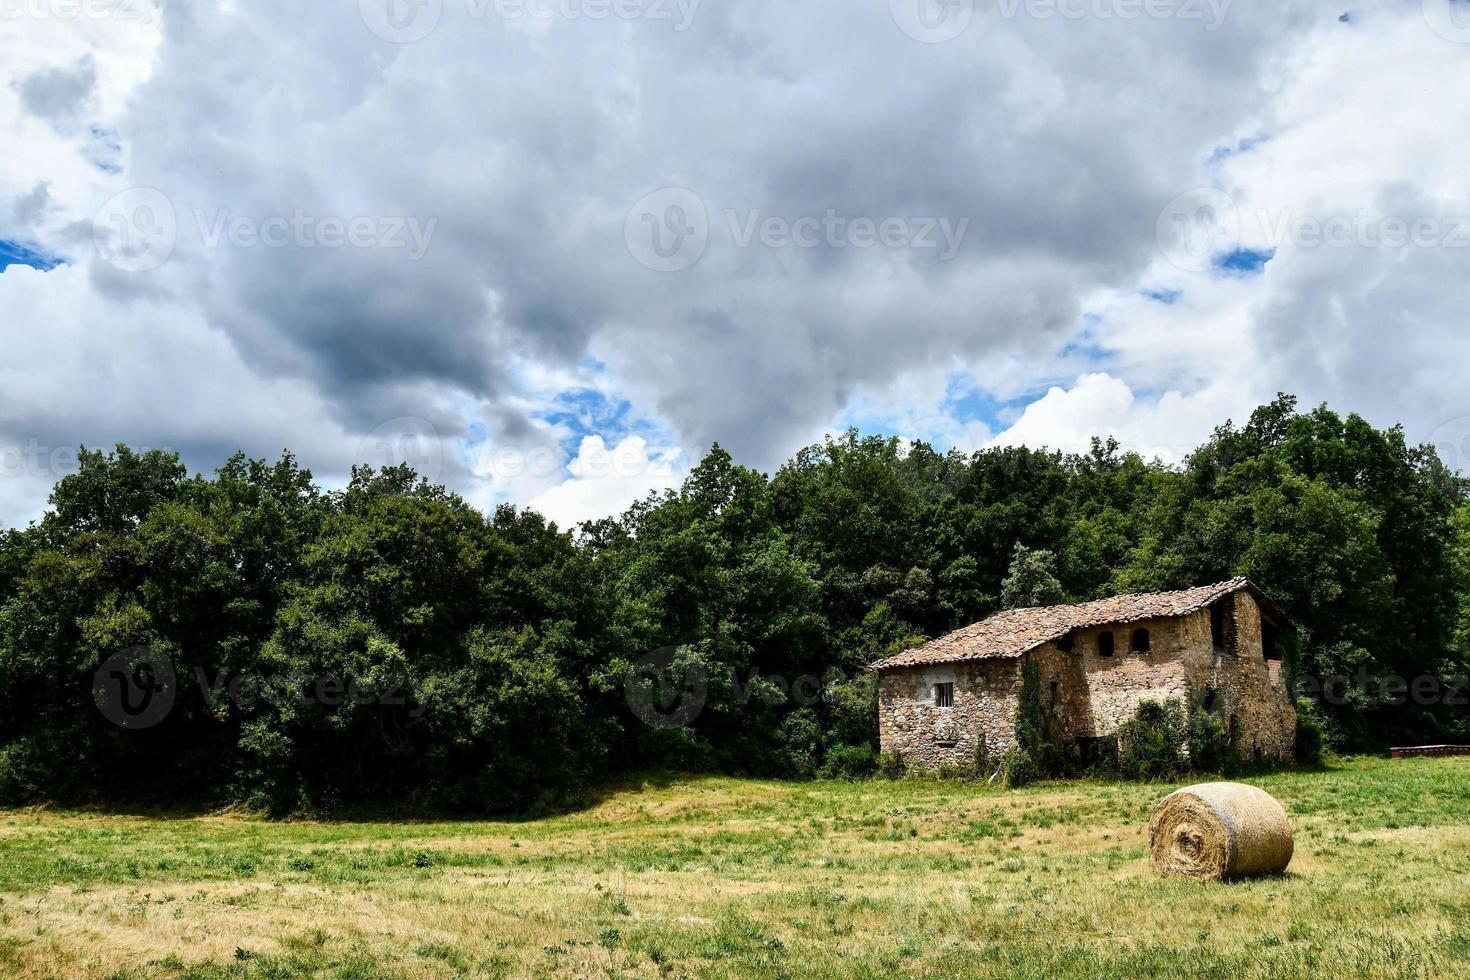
[1186,702,1230,774]
[819,744,877,780]
[0,738,48,805]
[973,734,990,775]
[876,750,905,780]
[778,708,824,779]
[998,749,1038,788]
[1294,698,1329,766]
[824,674,878,749]
[1115,700,1188,780]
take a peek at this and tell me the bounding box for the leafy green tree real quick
[1,391,1465,807]
[1001,544,1067,609]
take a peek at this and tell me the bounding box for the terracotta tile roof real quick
[872,578,1284,671]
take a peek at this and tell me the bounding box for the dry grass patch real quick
[0,757,1467,977]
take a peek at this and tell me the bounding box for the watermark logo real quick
[891,0,975,42]
[625,187,709,273]
[360,0,444,42]
[1427,416,1470,474]
[93,187,177,273]
[94,192,437,272]
[624,646,708,729]
[1422,0,1470,43]
[93,646,176,730]
[357,416,444,482]
[1156,187,1240,273]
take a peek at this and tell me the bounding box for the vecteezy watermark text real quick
[93,646,425,730]
[890,0,1231,43]
[0,0,166,26]
[196,209,437,259]
[1296,670,1470,708]
[358,0,700,43]
[625,188,969,272]
[1157,187,1470,273]
[624,646,847,729]
[1,441,83,480]
[93,187,438,273]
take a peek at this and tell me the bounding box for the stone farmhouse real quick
[871,578,1295,769]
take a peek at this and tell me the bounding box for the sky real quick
[2,0,1469,529]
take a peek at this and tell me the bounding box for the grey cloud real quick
[11,183,52,228]
[110,1,1319,469]
[14,55,97,131]
[15,0,1462,528]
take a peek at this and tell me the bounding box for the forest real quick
[0,394,1466,813]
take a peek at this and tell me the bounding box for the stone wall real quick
[1038,614,1199,739]
[1181,591,1297,762]
[877,659,1021,768]
[876,591,1297,768]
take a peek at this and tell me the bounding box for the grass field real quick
[1,756,1468,978]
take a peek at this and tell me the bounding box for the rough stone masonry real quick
[871,579,1296,770]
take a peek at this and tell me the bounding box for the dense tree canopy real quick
[0,396,1465,811]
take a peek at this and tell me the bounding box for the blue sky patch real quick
[1208,134,1270,165]
[86,126,123,174]
[1143,288,1182,305]
[535,387,673,461]
[0,240,63,272]
[1058,316,1112,364]
[1214,247,1275,274]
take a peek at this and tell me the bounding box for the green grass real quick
[0,756,1467,977]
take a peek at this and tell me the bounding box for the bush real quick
[998,749,1038,788]
[1186,702,1230,774]
[824,674,878,749]
[819,744,877,780]
[1294,698,1329,766]
[973,735,990,775]
[777,708,824,779]
[876,750,905,780]
[0,738,48,805]
[1115,700,1188,780]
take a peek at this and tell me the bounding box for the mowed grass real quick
[0,757,1468,978]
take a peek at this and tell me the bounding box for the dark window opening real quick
[1262,621,1281,661]
[1131,628,1151,653]
[1201,688,1219,713]
[934,682,954,708]
[1056,632,1075,653]
[1210,604,1227,650]
[1049,681,1061,707]
[1098,631,1115,658]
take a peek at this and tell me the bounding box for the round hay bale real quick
[1148,782,1293,881]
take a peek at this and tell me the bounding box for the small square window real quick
[1098,631,1115,658]
[934,682,955,708]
